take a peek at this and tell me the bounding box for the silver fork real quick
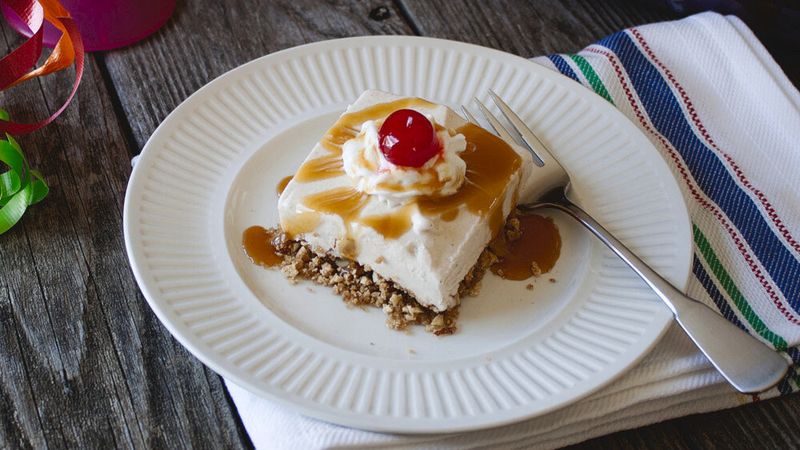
[463,90,790,394]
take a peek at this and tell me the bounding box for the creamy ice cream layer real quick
[278,90,536,312]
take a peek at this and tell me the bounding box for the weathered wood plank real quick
[0,24,250,449]
[397,0,677,57]
[674,393,800,448]
[103,0,413,150]
[0,27,142,449]
[397,0,797,85]
[569,393,800,449]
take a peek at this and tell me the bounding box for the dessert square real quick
[264,90,538,333]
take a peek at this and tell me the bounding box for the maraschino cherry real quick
[379,109,440,167]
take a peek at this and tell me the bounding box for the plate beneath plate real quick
[124,36,691,433]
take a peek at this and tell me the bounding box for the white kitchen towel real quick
[226,12,800,449]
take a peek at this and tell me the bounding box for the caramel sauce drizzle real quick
[302,186,369,219]
[300,98,439,180]
[242,226,283,267]
[300,187,369,257]
[373,154,448,194]
[358,203,416,240]
[417,123,521,237]
[279,211,320,240]
[322,98,438,152]
[490,214,561,280]
[294,154,344,182]
[358,149,378,172]
[440,209,459,222]
[284,97,522,250]
[276,175,293,195]
[321,128,357,154]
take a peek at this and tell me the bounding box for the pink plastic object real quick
[1,0,176,51]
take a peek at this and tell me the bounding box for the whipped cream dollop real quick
[342,118,467,204]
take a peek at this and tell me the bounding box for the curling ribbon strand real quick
[0,0,43,89]
[0,0,83,135]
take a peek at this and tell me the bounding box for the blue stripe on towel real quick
[598,31,800,312]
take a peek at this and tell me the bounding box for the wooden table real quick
[2,1,798,448]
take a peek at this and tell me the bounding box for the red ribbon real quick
[0,0,43,89]
[0,0,83,135]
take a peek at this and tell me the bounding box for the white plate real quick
[124,36,692,433]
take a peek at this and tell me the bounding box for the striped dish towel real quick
[539,12,800,359]
[227,12,800,448]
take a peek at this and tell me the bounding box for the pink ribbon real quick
[0,0,84,135]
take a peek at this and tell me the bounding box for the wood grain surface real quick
[1,0,797,448]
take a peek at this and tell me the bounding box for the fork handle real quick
[549,200,790,394]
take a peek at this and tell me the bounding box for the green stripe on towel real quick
[568,54,615,104]
[693,224,788,350]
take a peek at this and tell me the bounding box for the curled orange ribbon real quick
[0,0,84,135]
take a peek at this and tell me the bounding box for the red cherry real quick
[379,109,440,167]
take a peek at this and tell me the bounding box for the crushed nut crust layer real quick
[268,215,520,335]
[270,236,490,335]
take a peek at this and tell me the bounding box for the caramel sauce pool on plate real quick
[491,214,561,280]
[242,226,282,267]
